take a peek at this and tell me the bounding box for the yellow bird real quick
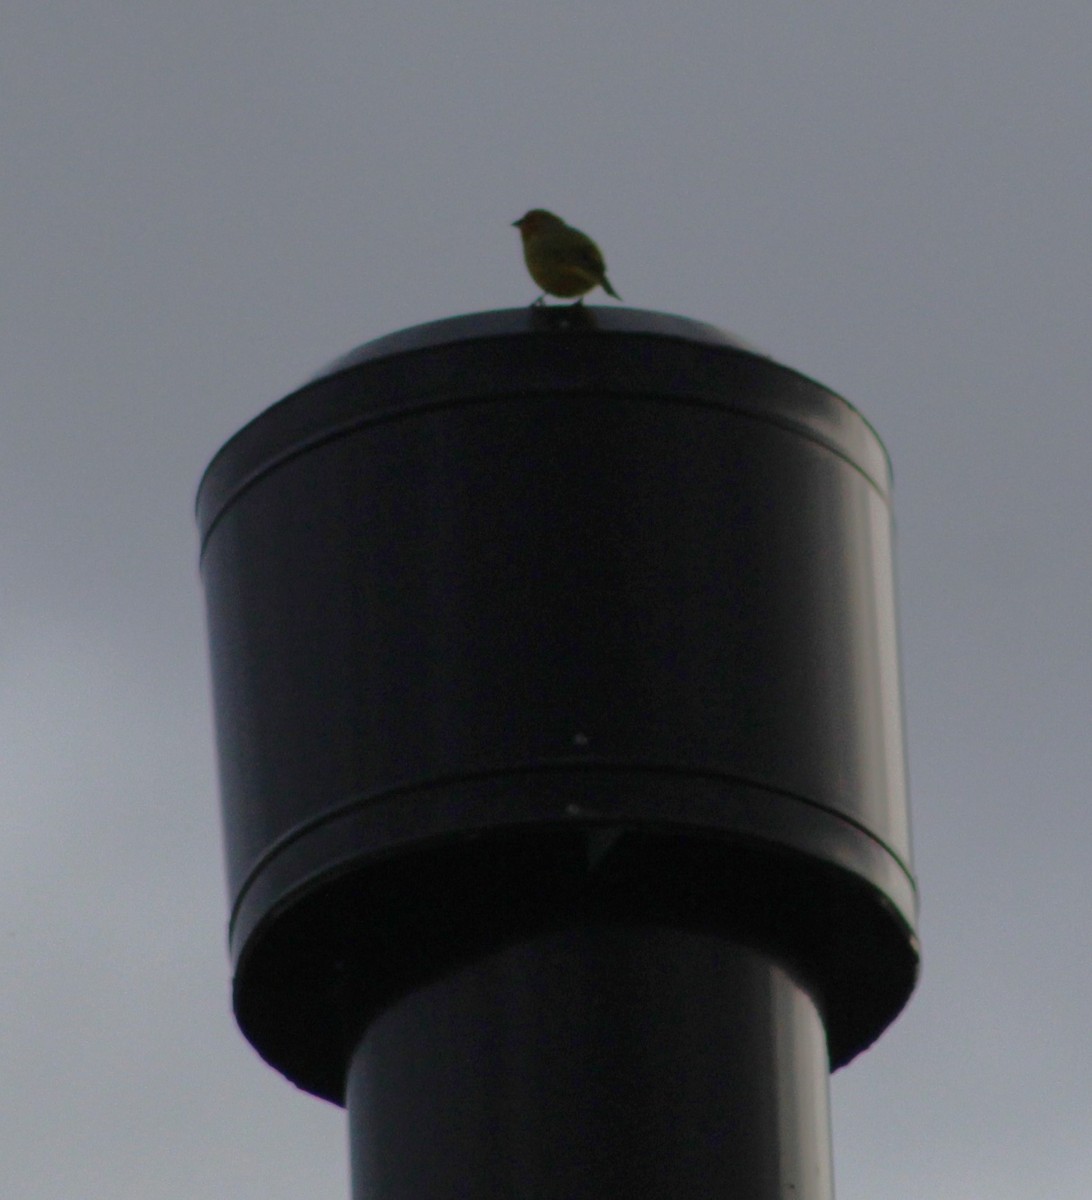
[512,209,621,304]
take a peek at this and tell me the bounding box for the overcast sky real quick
[4,3,1090,1197]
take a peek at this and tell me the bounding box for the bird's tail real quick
[601,276,621,300]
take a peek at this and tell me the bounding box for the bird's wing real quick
[574,238,607,276]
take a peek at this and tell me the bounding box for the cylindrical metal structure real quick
[348,926,834,1200]
[197,307,918,1199]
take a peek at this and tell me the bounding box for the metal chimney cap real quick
[312,306,767,381]
[196,307,890,543]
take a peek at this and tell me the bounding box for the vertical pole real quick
[348,927,833,1200]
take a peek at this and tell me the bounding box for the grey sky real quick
[3,2,1090,1197]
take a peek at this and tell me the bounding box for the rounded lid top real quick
[313,306,766,379]
[196,307,889,545]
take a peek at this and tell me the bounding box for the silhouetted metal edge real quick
[196,307,893,553]
[227,773,920,1100]
[316,306,765,377]
[226,768,919,964]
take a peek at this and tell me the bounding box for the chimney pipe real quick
[197,307,918,1199]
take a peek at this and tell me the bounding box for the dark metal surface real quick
[197,307,918,1104]
[313,305,766,380]
[348,925,834,1200]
